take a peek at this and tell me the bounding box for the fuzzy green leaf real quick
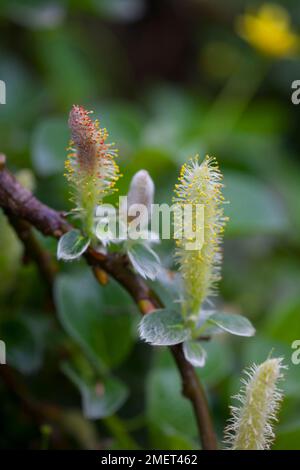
[183,340,207,367]
[128,242,160,280]
[208,312,255,337]
[139,309,190,346]
[57,229,90,261]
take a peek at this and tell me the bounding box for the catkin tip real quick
[224,357,286,450]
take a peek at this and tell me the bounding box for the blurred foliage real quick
[1,0,300,450]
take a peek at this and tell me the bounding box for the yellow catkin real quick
[225,358,285,450]
[174,155,227,317]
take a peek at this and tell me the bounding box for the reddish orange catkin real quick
[65,105,120,239]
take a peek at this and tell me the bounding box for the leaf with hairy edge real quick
[183,340,207,367]
[127,242,160,280]
[139,309,190,346]
[57,229,90,261]
[208,312,255,337]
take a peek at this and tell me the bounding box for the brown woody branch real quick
[7,216,57,292]
[0,365,101,449]
[0,365,62,426]
[0,155,217,450]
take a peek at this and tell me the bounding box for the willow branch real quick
[0,155,217,450]
[7,215,57,294]
[0,365,101,449]
[0,365,61,425]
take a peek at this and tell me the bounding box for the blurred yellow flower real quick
[236,3,299,58]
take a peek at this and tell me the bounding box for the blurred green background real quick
[1,0,300,450]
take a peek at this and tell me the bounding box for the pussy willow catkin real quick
[174,155,227,317]
[225,358,285,450]
[126,170,154,214]
[65,105,120,238]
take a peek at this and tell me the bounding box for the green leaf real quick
[139,309,190,346]
[197,339,234,386]
[54,270,134,368]
[149,423,197,450]
[208,312,255,337]
[145,84,197,123]
[183,340,207,367]
[32,117,69,176]
[62,362,128,419]
[94,102,144,156]
[147,366,198,442]
[262,297,300,345]
[0,55,42,128]
[34,28,99,108]
[127,243,160,280]
[274,421,300,450]
[0,315,49,374]
[94,208,118,246]
[224,172,288,236]
[57,230,90,261]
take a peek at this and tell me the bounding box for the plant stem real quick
[171,344,217,450]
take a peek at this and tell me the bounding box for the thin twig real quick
[0,365,61,425]
[0,156,218,450]
[6,215,57,295]
[0,365,100,449]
